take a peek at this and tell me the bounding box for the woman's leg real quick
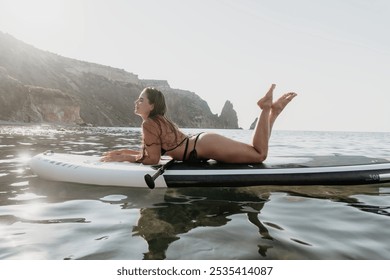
[196,85,273,163]
[251,84,274,159]
[246,85,298,159]
[195,85,296,163]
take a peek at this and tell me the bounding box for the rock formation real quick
[219,101,239,129]
[0,31,239,128]
[249,118,258,130]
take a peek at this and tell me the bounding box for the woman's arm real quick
[101,145,144,162]
[101,119,163,164]
[100,150,140,162]
[139,119,163,165]
[138,143,161,165]
[103,149,139,156]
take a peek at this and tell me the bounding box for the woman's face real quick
[134,90,154,118]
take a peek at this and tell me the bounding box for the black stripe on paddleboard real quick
[166,156,390,171]
[164,168,390,188]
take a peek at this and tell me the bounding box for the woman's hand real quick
[100,150,139,162]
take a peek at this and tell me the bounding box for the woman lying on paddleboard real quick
[101,85,297,165]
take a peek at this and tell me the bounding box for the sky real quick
[0,0,389,132]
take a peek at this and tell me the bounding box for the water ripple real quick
[1,126,390,260]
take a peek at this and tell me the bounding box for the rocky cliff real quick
[0,67,82,124]
[0,31,239,128]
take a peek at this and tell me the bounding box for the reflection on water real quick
[133,188,270,260]
[132,185,389,260]
[1,125,390,260]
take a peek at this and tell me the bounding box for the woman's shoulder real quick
[143,115,171,126]
[141,117,159,131]
[143,116,173,132]
[143,115,182,134]
[142,117,155,125]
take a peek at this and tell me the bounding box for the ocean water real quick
[1,125,390,260]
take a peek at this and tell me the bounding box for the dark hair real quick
[144,87,167,118]
[139,87,185,161]
[142,86,180,138]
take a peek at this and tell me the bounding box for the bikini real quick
[161,132,204,162]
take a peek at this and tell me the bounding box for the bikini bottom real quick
[182,132,205,163]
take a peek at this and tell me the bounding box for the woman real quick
[101,84,297,165]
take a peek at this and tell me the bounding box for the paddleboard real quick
[29,151,390,188]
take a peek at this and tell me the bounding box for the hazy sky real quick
[1,0,389,132]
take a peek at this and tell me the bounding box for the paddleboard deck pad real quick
[29,152,390,188]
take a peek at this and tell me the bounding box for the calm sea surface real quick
[1,125,390,260]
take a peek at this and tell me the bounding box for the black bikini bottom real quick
[182,132,205,162]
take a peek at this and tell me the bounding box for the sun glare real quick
[5,0,64,27]
[1,0,79,46]
[1,0,86,55]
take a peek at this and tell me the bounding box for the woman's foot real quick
[271,92,297,116]
[258,84,275,109]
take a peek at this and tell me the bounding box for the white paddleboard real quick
[29,152,390,188]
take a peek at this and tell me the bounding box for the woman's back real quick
[142,115,187,154]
